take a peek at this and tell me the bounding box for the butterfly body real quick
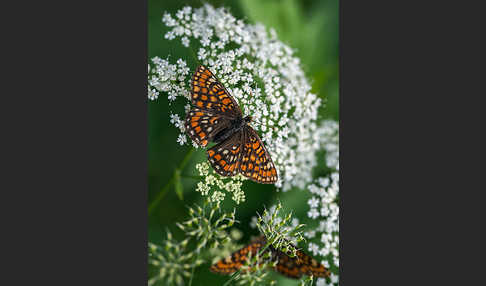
[185,66,277,184]
[212,115,251,144]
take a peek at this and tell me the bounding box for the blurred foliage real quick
[148,0,338,285]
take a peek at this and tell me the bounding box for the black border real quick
[4,1,148,284]
[341,1,484,285]
[5,0,482,284]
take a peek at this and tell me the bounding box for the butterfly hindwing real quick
[186,65,278,184]
[192,65,242,117]
[273,249,304,279]
[239,127,278,184]
[295,249,331,278]
[185,107,230,147]
[207,129,244,177]
[210,236,266,275]
[273,248,331,279]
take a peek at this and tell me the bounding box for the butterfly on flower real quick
[210,236,331,279]
[185,66,278,184]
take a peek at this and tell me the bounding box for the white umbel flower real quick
[148,4,324,191]
[307,120,339,286]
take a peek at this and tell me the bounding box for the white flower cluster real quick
[195,162,247,205]
[306,120,339,286]
[148,4,323,191]
[148,58,191,102]
[305,174,339,261]
[314,120,339,170]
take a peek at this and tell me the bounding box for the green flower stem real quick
[188,45,199,65]
[148,148,194,215]
[188,252,199,286]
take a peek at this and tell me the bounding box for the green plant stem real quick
[222,271,240,286]
[188,44,200,65]
[188,252,199,286]
[148,148,195,215]
[181,175,204,180]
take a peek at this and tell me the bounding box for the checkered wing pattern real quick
[191,65,242,117]
[207,129,244,176]
[273,248,331,279]
[210,236,266,275]
[209,236,330,279]
[184,108,230,147]
[185,65,278,184]
[239,127,278,184]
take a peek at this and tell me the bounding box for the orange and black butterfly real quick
[210,236,331,279]
[185,66,278,184]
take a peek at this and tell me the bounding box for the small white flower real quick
[318,177,330,188]
[307,208,319,219]
[196,181,210,196]
[308,242,319,256]
[330,273,339,283]
[305,230,316,239]
[176,134,186,145]
[320,205,330,217]
[167,92,176,101]
[181,36,190,47]
[316,278,327,286]
[195,162,210,176]
[211,191,225,203]
[308,197,319,208]
[197,48,207,60]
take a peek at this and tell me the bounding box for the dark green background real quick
[148,0,338,284]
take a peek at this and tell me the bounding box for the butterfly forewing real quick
[239,127,278,184]
[184,107,230,147]
[185,65,278,184]
[192,66,242,117]
[207,130,244,177]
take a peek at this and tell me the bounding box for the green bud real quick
[176,222,185,231]
[263,251,271,259]
[222,236,230,245]
[175,274,182,285]
[285,211,292,222]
